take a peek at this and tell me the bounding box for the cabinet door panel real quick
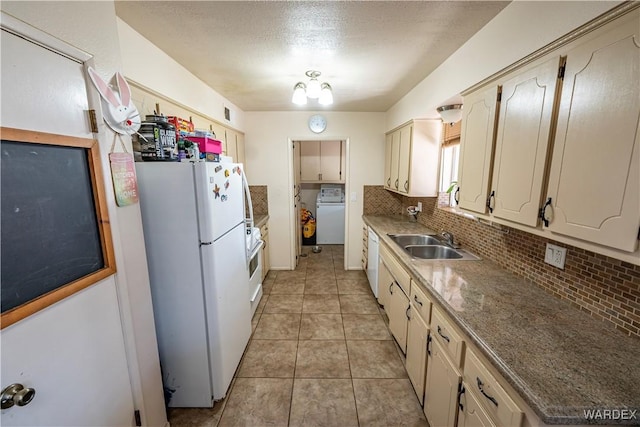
[491,57,561,226]
[546,17,640,252]
[384,133,393,189]
[459,386,497,427]
[300,141,321,181]
[236,132,246,166]
[406,311,429,404]
[321,140,342,181]
[459,86,499,214]
[424,339,462,427]
[398,124,412,194]
[378,257,393,309]
[388,282,409,353]
[390,131,401,191]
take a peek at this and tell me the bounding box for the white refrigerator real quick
[136,161,252,407]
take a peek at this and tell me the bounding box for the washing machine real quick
[316,185,345,244]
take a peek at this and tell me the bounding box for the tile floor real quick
[167,245,428,427]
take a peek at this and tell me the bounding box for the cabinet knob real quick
[1,383,36,409]
[404,180,409,191]
[487,190,495,213]
[454,187,460,205]
[387,178,391,187]
[394,179,399,189]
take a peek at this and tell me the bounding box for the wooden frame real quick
[1,127,116,329]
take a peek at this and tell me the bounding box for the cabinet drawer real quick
[431,307,464,368]
[464,349,523,427]
[410,282,432,323]
[459,382,496,427]
[380,243,411,295]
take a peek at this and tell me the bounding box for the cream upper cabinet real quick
[424,338,462,427]
[490,56,562,226]
[384,119,441,196]
[236,132,246,165]
[458,86,500,214]
[545,14,640,252]
[384,133,393,190]
[300,140,344,183]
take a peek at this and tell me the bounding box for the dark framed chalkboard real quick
[1,127,116,328]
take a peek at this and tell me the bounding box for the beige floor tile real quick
[218,378,293,427]
[251,313,260,333]
[347,340,408,378]
[342,314,391,340]
[335,269,367,280]
[237,340,297,378]
[295,340,351,378]
[304,280,338,294]
[352,379,428,427]
[303,294,341,313]
[337,278,373,295]
[289,379,358,427]
[263,294,304,313]
[261,280,274,295]
[252,313,300,340]
[168,403,224,427]
[299,314,345,340]
[339,294,381,314]
[271,280,305,294]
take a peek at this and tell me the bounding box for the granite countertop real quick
[254,214,269,229]
[363,215,640,425]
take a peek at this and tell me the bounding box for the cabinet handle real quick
[389,283,394,295]
[413,295,423,306]
[387,178,391,187]
[394,179,399,189]
[1,384,36,409]
[539,197,552,227]
[458,383,466,412]
[437,325,450,343]
[426,333,432,356]
[406,305,411,320]
[404,180,409,191]
[477,377,498,407]
[487,190,495,213]
[454,187,460,205]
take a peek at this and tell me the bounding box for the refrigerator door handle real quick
[242,169,254,263]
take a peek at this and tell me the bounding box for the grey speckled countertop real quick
[364,215,640,425]
[254,214,269,229]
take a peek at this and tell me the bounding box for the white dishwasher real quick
[367,227,379,297]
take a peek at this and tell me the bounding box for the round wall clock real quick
[308,114,327,133]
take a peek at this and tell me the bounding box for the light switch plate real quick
[350,192,357,202]
[544,243,567,269]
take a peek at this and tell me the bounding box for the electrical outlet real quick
[417,202,423,212]
[544,243,567,269]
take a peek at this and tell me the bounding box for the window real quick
[439,124,461,207]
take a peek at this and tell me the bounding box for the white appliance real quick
[136,161,255,407]
[367,227,379,297]
[247,226,263,316]
[316,185,345,244]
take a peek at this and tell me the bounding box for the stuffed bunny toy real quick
[87,67,141,135]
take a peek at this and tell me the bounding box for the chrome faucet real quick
[440,231,460,248]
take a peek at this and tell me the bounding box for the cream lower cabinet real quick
[377,255,393,309]
[384,119,441,196]
[458,383,496,427]
[260,223,270,281]
[424,338,462,427]
[406,303,429,404]
[545,12,640,252]
[387,281,409,353]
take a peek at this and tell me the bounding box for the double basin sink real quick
[387,234,480,261]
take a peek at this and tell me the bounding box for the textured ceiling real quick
[115,1,509,112]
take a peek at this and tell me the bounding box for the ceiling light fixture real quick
[437,104,463,124]
[292,70,333,106]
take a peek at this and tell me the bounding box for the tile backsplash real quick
[249,185,268,215]
[363,185,640,338]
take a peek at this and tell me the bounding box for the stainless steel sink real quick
[387,233,480,260]
[387,234,442,246]
[404,245,463,259]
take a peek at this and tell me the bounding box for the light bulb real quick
[319,83,333,105]
[292,82,307,105]
[306,78,321,99]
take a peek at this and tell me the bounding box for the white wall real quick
[0,2,166,426]
[117,18,245,131]
[245,112,385,269]
[387,1,622,129]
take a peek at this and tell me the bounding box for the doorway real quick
[291,139,348,269]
